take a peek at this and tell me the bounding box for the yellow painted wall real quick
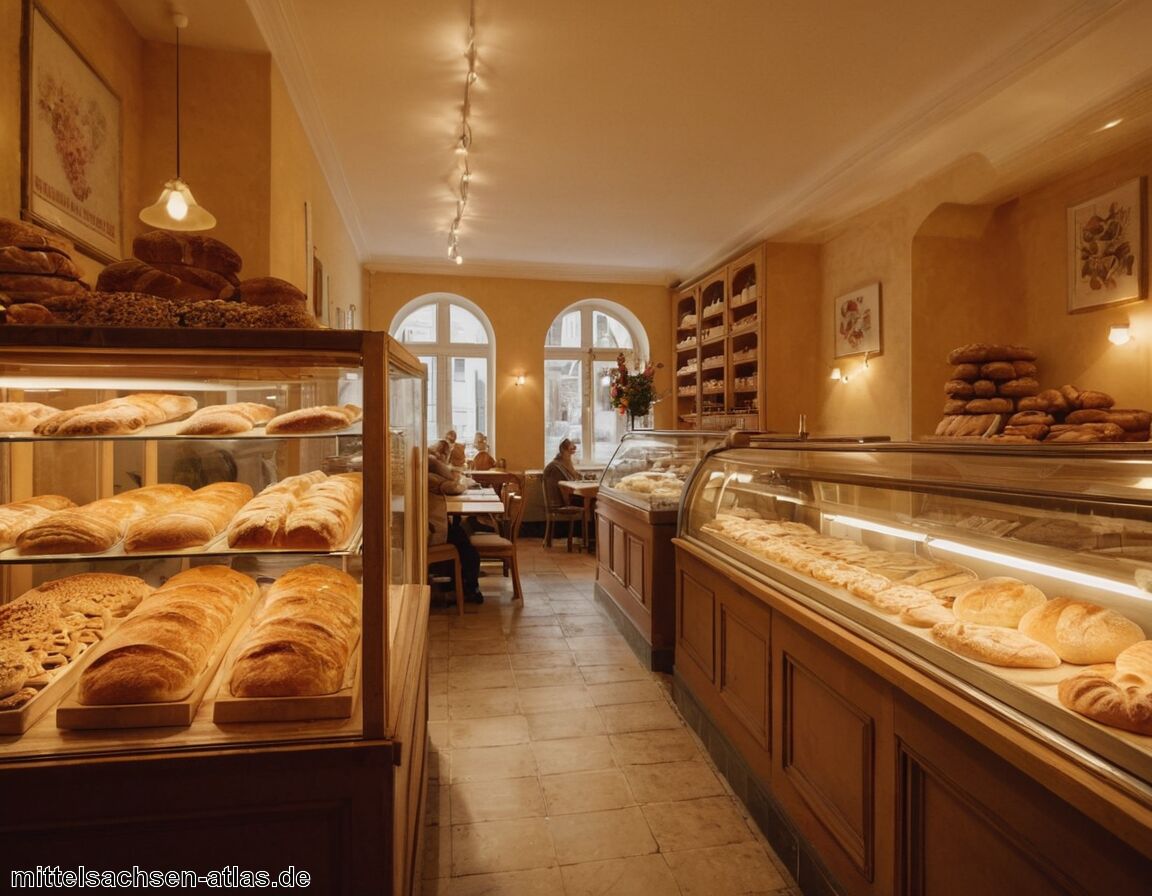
[0,0,23,220]
[367,271,672,471]
[762,243,823,433]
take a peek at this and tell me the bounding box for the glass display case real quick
[598,430,726,513]
[678,440,1152,797]
[0,327,429,891]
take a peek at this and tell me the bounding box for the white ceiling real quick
[114,0,1152,285]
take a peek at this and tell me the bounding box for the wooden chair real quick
[427,541,464,615]
[541,474,585,551]
[471,493,525,601]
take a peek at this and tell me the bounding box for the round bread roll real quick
[998,377,1040,398]
[965,398,1013,414]
[1012,360,1038,378]
[971,379,997,398]
[1019,597,1145,665]
[944,379,974,398]
[1005,345,1037,361]
[947,343,990,365]
[1078,390,1115,410]
[952,577,1047,627]
[980,361,1016,381]
[1064,408,1110,424]
[952,363,980,380]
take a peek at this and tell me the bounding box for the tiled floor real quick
[423,539,802,896]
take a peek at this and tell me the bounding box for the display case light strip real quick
[930,538,1150,600]
[825,514,928,543]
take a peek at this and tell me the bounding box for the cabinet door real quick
[718,582,770,752]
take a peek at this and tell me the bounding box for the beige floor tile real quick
[663,841,788,895]
[559,617,621,638]
[450,776,546,824]
[427,781,449,827]
[502,610,563,626]
[451,817,557,877]
[586,680,666,707]
[441,866,565,896]
[449,653,514,674]
[450,743,538,783]
[504,623,564,639]
[447,669,518,692]
[428,747,444,782]
[517,684,594,713]
[566,634,632,652]
[526,707,606,741]
[609,729,702,765]
[579,663,652,685]
[449,715,531,748]
[449,638,509,656]
[531,735,617,777]
[509,651,576,670]
[423,819,453,880]
[560,854,679,896]
[599,700,682,734]
[508,636,573,654]
[571,646,641,666]
[622,759,725,804]
[448,688,521,719]
[541,768,635,816]
[430,639,450,658]
[430,655,449,674]
[428,719,451,750]
[643,796,755,852]
[429,693,448,721]
[514,666,586,689]
[549,806,657,865]
[430,671,449,696]
[449,622,508,640]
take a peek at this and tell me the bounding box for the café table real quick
[558,480,599,554]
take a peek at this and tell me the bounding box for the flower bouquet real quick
[608,353,664,425]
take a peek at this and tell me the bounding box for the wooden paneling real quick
[718,593,770,750]
[677,566,715,684]
[597,515,612,568]
[611,522,628,584]
[626,533,646,604]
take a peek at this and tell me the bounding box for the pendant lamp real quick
[139,12,216,231]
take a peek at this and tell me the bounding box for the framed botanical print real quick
[22,2,122,262]
[833,281,882,359]
[1067,177,1145,313]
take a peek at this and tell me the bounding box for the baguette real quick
[123,482,254,552]
[176,402,276,435]
[282,473,363,550]
[226,471,327,548]
[34,393,197,436]
[0,402,60,433]
[265,404,363,434]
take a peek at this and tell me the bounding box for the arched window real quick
[390,294,494,446]
[544,300,649,465]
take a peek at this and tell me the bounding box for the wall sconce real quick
[1108,323,1132,345]
[514,373,526,386]
[829,367,848,383]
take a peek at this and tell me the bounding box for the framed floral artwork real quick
[1067,177,1145,313]
[833,281,882,358]
[22,2,122,262]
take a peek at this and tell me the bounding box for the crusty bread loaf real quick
[225,276,307,307]
[230,564,360,698]
[900,601,955,628]
[123,481,254,552]
[149,262,232,297]
[34,393,197,435]
[119,392,198,425]
[281,472,363,550]
[77,565,256,705]
[176,402,276,435]
[0,494,77,549]
[0,217,73,255]
[0,401,60,432]
[27,572,151,618]
[951,577,1047,627]
[96,259,206,300]
[0,272,87,299]
[265,404,363,435]
[160,565,261,606]
[1057,641,1152,735]
[2,302,56,325]
[1019,597,1145,664]
[931,621,1061,668]
[227,471,327,548]
[132,231,242,281]
[0,245,84,279]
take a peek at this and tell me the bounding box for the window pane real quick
[592,310,633,349]
[545,311,581,347]
[593,360,630,463]
[450,305,488,344]
[450,357,488,445]
[544,359,583,459]
[418,355,438,440]
[396,305,436,343]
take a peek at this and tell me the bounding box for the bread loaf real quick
[123,482,255,552]
[0,246,84,279]
[132,231,242,281]
[2,302,56,325]
[230,564,360,697]
[34,392,197,435]
[176,402,276,435]
[227,471,327,548]
[265,404,363,434]
[931,621,1061,668]
[0,217,73,255]
[1057,641,1152,735]
[952,577,1047,627]
[0,494,77,549]
[0,402,60,432]
[226,276,307,307]
[149,262,232,297]
[27,572,152,618]
[96,260,196,300]
[282,472,363,550]
[1019,597,1145,664]
[77,565,255,705]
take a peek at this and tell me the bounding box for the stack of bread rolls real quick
[227,471,362,550]
[77,566,258,705]
[34,392,198,436]
[0,218,88,325]
[229,564,360,697]
[0,572,151,710]
[1003,384,1150,442]
[123,481,255,553]
[934,343,1039,438]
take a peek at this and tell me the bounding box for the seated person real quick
[543,438,583,508]
[428,451,483,603]
[471,432,495,471]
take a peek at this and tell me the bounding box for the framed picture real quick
[1067,177,1145,313]
[22,2,121,263]
[833,281,882,358]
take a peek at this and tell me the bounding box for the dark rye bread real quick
[0,218,73,256]
[132,231,242,282]
[22,292,320,329]
[0,246,84,279]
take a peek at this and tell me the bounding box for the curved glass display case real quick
[678,440,1152,798]
[598,430,726,512]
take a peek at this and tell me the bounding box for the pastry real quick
[1057,641,1152,735]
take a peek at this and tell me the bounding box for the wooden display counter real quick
[673,541,1152,896]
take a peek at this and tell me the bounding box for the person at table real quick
[543,438,584,507]
[428,451,483,603]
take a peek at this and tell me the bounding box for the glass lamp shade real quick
[139,178,216,231]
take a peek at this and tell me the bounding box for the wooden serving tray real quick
[54,589,261,730]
